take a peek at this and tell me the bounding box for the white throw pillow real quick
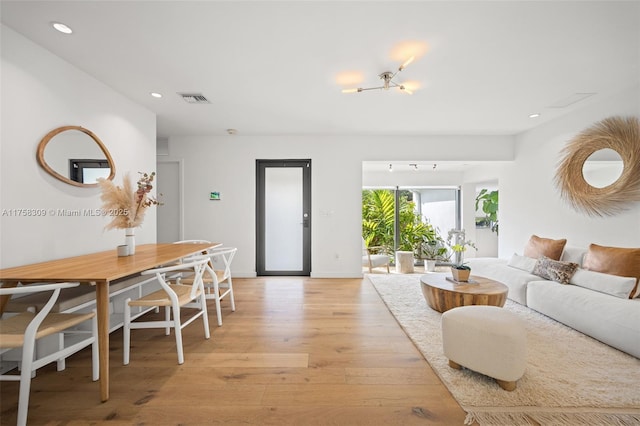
[569,268,637,299]
[507,253,537,273]
[560,246,588,267]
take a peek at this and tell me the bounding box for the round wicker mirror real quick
[555,116,640,217]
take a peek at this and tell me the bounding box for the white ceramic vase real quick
[425,259,437,272]
[125,227,136,255]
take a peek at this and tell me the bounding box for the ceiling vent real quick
[177,92,211,104]
[547,93,596,108]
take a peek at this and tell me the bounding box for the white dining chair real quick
[123,256,210,365]
[178,247,237,326]
[0,282,98,426]
[169,240,214,273]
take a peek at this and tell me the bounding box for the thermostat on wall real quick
[210,192,220,200]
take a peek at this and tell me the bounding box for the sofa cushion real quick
[507,253,536,273]
[523,235,566,261]
[532,256,578,284]
[570,268,637,299]
[582,244,640,298]
[465,257,539,305]
[527,281,640,358]
[560,246,588,267]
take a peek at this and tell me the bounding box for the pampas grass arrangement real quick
[97,172,160,230]
[555,116,640,217]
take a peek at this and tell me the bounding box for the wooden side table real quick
[420,273,508,313]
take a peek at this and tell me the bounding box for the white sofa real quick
[466,246,640,359]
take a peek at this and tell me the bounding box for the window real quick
[362,187,460,262]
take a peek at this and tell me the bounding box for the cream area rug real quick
[367,273,640,426]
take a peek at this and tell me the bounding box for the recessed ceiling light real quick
[150,92,163,98]
[529,113,541,119]
[52,22,73,34]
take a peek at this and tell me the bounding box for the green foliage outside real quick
[362,189,446,260]
[362,189,395,254]
[475,189,499,234]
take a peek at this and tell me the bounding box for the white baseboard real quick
[232,271,258,278]
[310,272,363,279]
[231,272,364,279]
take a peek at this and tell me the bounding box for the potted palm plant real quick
[447,229,477,282]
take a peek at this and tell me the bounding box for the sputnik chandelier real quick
[342,56,415,95]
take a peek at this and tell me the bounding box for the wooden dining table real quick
[0,242,218,402]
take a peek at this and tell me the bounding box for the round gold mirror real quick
[555,116,640,217]
[36,126,116,188]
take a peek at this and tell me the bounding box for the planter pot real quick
[451,267,470,282]
[425,259,437,272]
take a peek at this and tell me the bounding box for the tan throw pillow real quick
[582,244,640,299]
[532,256,579,284]
[523,235,567,261]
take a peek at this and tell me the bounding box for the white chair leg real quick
[201,293,210,339]
[123,298,131,365]
[214,281,222,327]
[228,278,236,312]
[17,337,36,426]
[165,306,171,335]
[25,307,38,380]
[173,304,184,364]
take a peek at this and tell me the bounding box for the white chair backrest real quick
[206,247,237,281]
[0,282,81,345]
[142,256,209,300]
[0,282,79,297]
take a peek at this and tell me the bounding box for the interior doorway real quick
[156,160,183,243]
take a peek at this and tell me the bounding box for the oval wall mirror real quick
[37,126,116,188]
[582,148,624,189]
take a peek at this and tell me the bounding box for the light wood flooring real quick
[0,276,467,425]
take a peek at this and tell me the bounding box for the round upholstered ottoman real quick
[441,305,527,391]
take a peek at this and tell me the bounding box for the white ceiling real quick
[2,1,639,139]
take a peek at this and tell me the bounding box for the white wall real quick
[0,25,157,268]
[363,169,464,187]
[166,134,513,277]
[497,87,640,257]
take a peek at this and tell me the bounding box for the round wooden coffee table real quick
[420,273,508,313]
